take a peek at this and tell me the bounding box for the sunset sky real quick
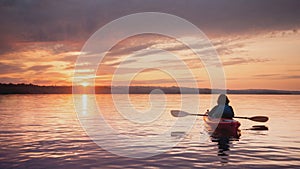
[0,0,299,90]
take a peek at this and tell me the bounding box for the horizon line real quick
[1,83,299,92]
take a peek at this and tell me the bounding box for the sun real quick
[81,82,90,87]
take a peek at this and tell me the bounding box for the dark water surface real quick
[0,94,299,168]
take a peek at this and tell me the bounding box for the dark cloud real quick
[102,34,258,70]
[28,65,53,71]
[0,0,298,64]
[107,42,157,58]
[253,74,281,77]
[216,42,245,56]
[284,75,300,79]
[0,62,24,74]
[0,77,25,83]
[0,0,299,44]
[122,35,248,59]
[222,57,269,66]
[252,74,300,80]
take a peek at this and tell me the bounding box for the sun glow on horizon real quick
[81,82,90,87]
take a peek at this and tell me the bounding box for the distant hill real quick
[0,83,299,95]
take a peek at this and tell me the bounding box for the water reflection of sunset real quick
[1,94,300,167]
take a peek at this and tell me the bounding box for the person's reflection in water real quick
[216,137,230,156]
[209,129,241,164]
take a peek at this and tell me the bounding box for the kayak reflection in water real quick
[208,94,234,119]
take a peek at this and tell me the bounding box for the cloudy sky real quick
[0,0,299,90]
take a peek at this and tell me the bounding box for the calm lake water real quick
[0,94,299,168]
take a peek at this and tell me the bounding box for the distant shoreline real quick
[0,83,299,95]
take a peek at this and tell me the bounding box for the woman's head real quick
[217,94,230,105]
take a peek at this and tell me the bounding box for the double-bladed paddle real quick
[171,110,269,122]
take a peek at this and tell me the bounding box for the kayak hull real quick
[203,115,241,138]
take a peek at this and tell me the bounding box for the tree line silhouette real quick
[0,83,299,94]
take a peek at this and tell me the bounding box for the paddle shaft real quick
[190,114,248,119]
[233,116,249,119]
[171,110,268,122]
[190,113,208,116]
[194,114,268,122]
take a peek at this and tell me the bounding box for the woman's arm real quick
[229,106,235,118]
[208,106,218,117]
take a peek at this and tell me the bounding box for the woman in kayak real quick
[208,94,234,119]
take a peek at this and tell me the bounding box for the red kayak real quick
[203,115,241,138]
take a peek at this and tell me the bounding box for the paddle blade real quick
[171,110,190,117]
[249,116,269,122]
